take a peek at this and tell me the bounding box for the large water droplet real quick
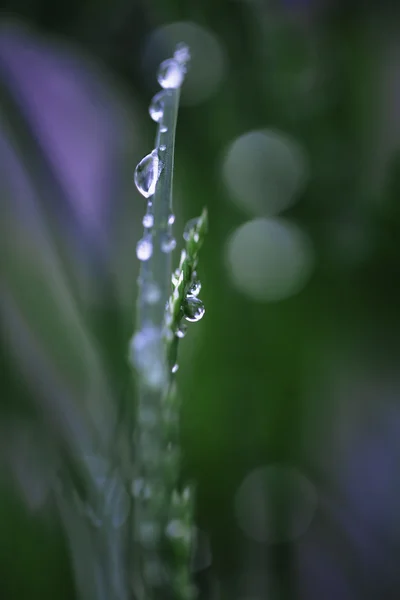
[157,58,184,89]
[149,90,166,123]
[161,234,177,254]
[183,295,205,322]
[183,217,200,241]
[143,213,154,228]
[136,235,153,261]
[134,150,160,198]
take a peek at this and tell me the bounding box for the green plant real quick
[130,44,208,600]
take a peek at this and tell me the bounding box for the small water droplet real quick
[161,235,177,254]
[149,90,166,123]
[160,125,168,133]
[142,213,154,228]
[157,58,184,89]
[143,281,161,304]
[176,323,187,339]
[136,235,153,261]
[188,274,201,296]
[160,144,166,151]
[183,295,205,323]
[168,213,175,225]
[172,363,179,374]
[183,217,200,242]
[134,150,160,198]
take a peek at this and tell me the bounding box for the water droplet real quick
[161,235,177,253]
[188,276,201,297]
[134,150,160,198]
[168,213,175,225]
[143,281,161,304]
[136,235,153,261]
[142,213,154,228]
[172,363,179,374]
[176,323,187,339]
[149,90,166,123]
[183,217,200,241]
[160,125,168,133]
[157,58,184,89]
[183,296,205,323]
[160,144,166,151]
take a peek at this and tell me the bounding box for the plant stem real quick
[136,88,180,334]
[131,50,189,600]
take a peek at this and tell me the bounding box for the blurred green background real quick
[1,1,400,599]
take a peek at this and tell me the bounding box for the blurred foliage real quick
[1,1,400,599]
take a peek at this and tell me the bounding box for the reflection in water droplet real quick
[168,213,175,225]
[134,150,161,198]
[161,235,177,254]
[158,58,184,89]
[149,90,166,123]
[136,235,153,261]
[143,213,154,228]
[176,323,187,338]
[172,363,179,374]
[160,144,166,151]
[160,125,168,133]
[183,295,205,322]
[183,217,200,241]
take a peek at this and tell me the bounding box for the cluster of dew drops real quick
[134,43,191,263]
[133,43,205,362]
[171,217,206,357]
